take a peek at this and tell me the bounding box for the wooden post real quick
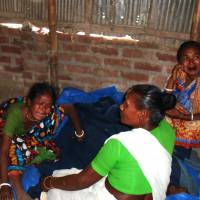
[48,0,58,91]
[85,0,93,32]
[191,0,200,40]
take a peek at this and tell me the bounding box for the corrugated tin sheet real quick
[92,0,151,26]
[0,0,196,34]
[24,0,48,20]
[57,0,85,23]
[0,0,23,12]
[150,0,195,33]
[92,0,195,33]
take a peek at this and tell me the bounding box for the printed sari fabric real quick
[0,97,65,173]
[165,65,200,148]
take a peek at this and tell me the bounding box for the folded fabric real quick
[109,128,172,200]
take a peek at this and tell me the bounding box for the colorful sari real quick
[165,64,200,149]
[0,97,65,173]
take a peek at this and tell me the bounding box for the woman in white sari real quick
[40,84,176,200]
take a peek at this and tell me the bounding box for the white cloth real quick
[109,128,172,200]
[40,168,116,200]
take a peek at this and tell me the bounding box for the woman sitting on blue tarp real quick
[0,82,84,200]
[41,84,176,200]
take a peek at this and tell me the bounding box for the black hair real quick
[127,84,176,127]
[177,40,200,63]
[27,82,57,104]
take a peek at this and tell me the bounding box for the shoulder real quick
[3,102,24,137]
[6,102,23,116]
[152,120,175,135]
[4,102,24,124]
[104,138,123,150]
[96,138,124,158]
[151,120,176,154]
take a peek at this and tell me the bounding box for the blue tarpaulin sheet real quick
[21,86,200,200]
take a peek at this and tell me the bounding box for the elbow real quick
[76,176,92,190]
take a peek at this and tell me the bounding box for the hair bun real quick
[161,92,176,111]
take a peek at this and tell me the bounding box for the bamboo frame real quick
[48,0,58,90]
[83,0,93,33]
[191,0,200,40]
[1,1,199,42]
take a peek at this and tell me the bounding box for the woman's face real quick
[29,93,53,121]
[120,93,143,128]
[181,47,200,77]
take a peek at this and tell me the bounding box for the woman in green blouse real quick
[41,84,176,200]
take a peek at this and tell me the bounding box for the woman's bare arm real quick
[0,134,11,183]
[41,165,103,191]
[0,134,13,200]
[62,104,85,140]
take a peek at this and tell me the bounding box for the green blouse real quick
[91,120,175,195]
[3,102,25,137]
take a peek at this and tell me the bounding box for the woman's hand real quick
[62,104,85,142]
[40,176,53,192]
[0,185,13,200]
[166,108,191,121]
[74,130,85,142]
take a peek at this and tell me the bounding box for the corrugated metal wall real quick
[0,0,23,12]
[24,0,48,20]
[57,0,85,22]
[0,0,196,34]
[92,0,151,26]
[149,0,195,33]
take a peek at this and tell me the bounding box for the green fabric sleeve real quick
[91,138,152,194]
[151,120,176,155]
[91,120,175,195]
[3,104,24,137]
[91,139,120,176]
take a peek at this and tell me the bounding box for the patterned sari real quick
[0,97,65,173]
[165,65,200,149]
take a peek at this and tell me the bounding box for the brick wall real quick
[0,26,183,101]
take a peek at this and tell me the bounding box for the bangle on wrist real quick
[43,176,53,190]
[74,130,84,138]
[165,88,173,92]
[0,183,11,189]
[191,112,194,121]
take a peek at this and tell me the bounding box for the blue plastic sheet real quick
[56,86,124,105]
[22,165,41,191]
[55,86,124,137]
[166,193,200,200]
[23,86,123,193]
[22,86,200,200]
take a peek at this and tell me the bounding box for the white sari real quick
[109,128,172,200]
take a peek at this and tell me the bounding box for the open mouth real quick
[188,67,196,71]
[186,66,197,75]
[35,113,46,120]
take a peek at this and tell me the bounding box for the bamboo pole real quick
[84,0,92,32]
[191,0,200,40]
[48,0,58,91]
